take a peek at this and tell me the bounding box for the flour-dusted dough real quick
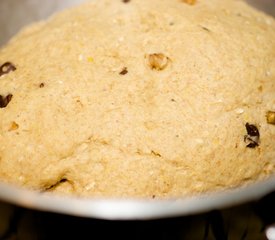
[0,0,274,198]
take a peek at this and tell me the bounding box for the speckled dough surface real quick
[0,0,274,198]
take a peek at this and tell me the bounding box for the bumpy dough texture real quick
[0,0,274,198]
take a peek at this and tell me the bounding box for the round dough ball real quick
[0,0,274,198]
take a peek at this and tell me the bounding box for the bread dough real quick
[0,0,274,198]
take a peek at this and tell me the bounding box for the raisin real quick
[0,94,13,108]
[245,123,260,137]
[246,142,259,148]
[119,67,128,75]
[244,123,260,148]
[0,62,16,77]
[39,83,45,88]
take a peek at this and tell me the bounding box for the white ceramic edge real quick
[0,176,275,220]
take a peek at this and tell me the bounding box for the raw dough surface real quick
[0,0,274,198]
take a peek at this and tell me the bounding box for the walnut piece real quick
[182,0,197,5]
[147,53,170,71]
[9,121,19,131]
[267,111,275,125]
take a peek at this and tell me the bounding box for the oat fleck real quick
[118,37,125,42]
[235,108,244,115]
[266,71,271,77]
[78,54,84,61]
